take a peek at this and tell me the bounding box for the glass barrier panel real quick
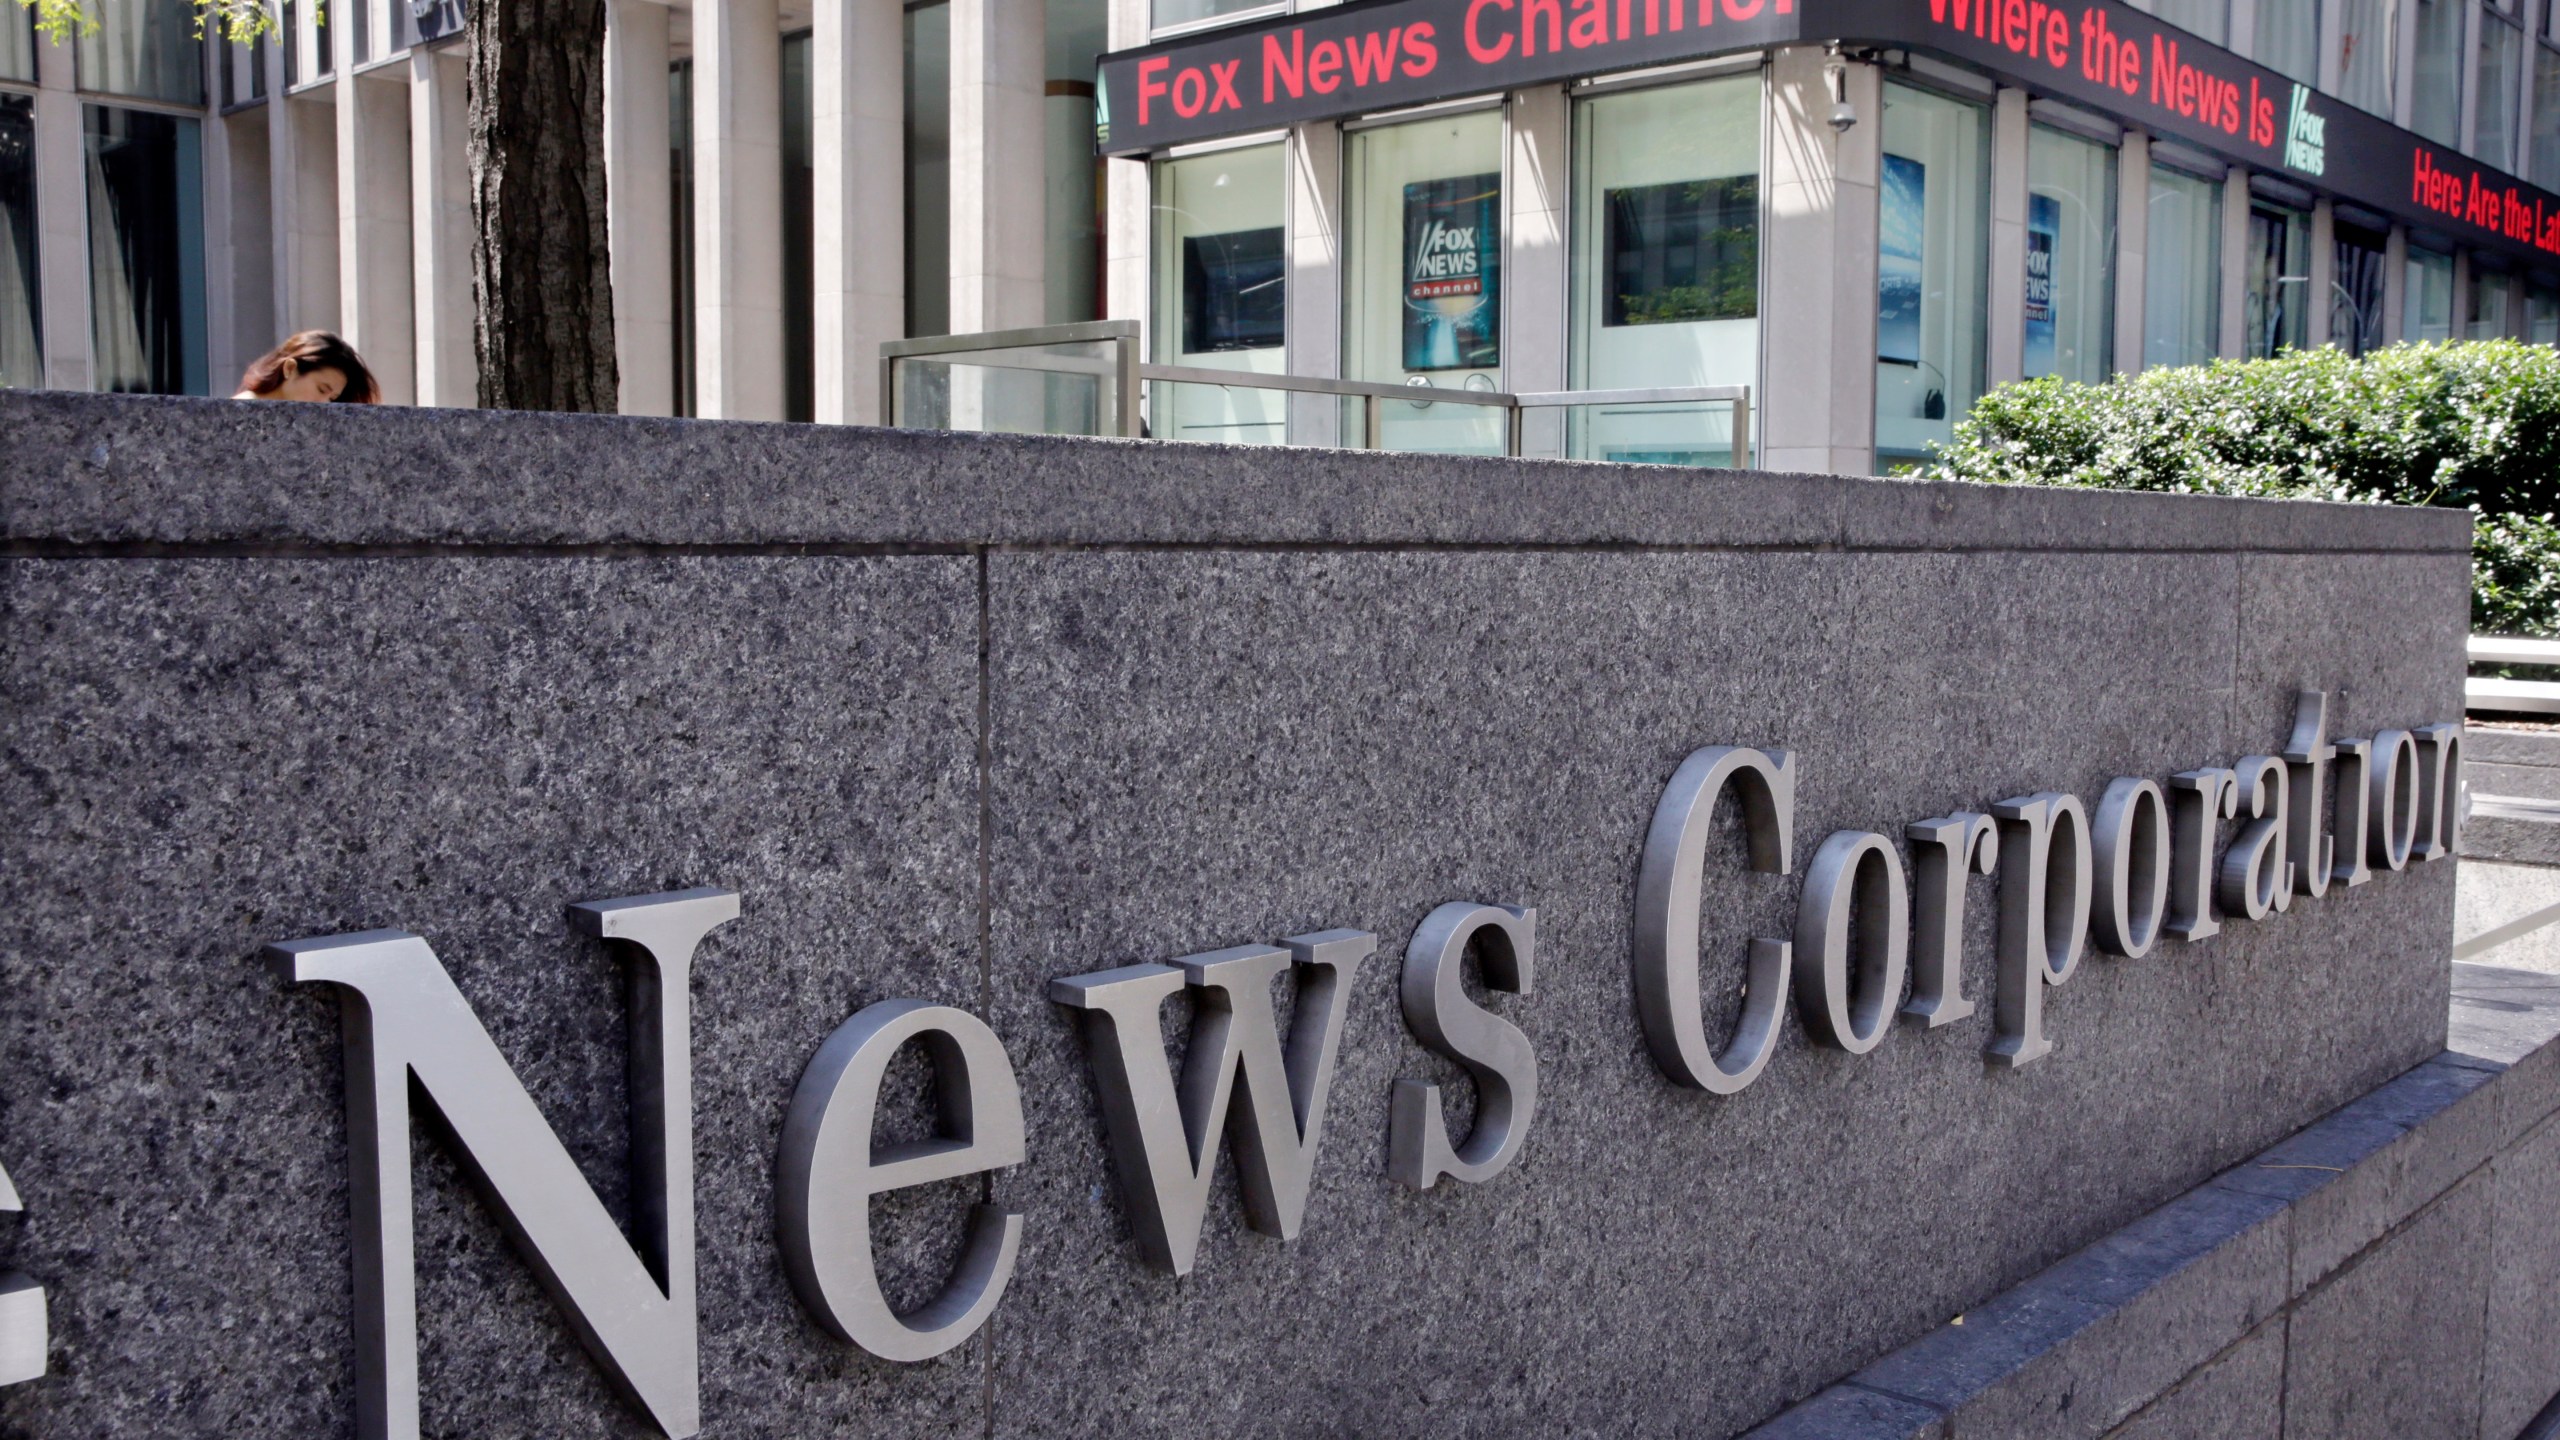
[891,340,1119,437]
[1372,386,1507,456]
[1564,400,1739,468]
[1143,378,1285,445]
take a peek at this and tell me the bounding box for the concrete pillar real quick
[285,93,342,336]
[1503,86,1567,457]
[2382,223,2408,344]
[2307,198,2335,348]
[1285,119,1343,446]
[337,70,415,402]
[1761,48,1881,475]
[216,104,275,386]
[409,46,473,406]
[1986,86,2028,387]
[607,0,676,415]
[2227,0,2257,59]
[2458,0,2483,156]
[2115,130,2148,376]
[692,0,785,420]
[32,30,90,389]
[203,88,241,391]
[948,0,1043,330]
[2453,248,2472,335]
[2218,167,2249,358]
[2393,0,2419,127]
[1103,0,1148,345]
[810,0,903,424]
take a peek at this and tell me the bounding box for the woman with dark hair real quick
[232,331,380,404]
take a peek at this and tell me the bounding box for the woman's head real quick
[236,331,380,404]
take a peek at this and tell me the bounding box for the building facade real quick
[1,0,2556,469]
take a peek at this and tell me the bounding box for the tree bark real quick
[467,0,618,411]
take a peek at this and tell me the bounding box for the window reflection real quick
[0,93,37,387]
[78,0,205,105]
[2145,167,2219,367]
[86,105,207,395]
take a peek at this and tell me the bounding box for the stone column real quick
[693,0,785,420]
[338,69,416,403]
[607,0,676,415]
[410,45,473,406]
[1985,85,2028,386]
[1504,85,1567,458]
[2115,130,2148,375]
[2306,198,2334,349]
[1285,119,1343,446]
[948,0,1044,330]
[2382,222,2407,344]
[1103,0,1149,346]
[213,99,275,384]
[32,28,90,389]
[1761,47,1880,474]
[202,78,242,389]
[2218,166,2249,358]
[2459,0,2483,155]
[810,0,903,423]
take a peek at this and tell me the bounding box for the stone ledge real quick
[1742,961,2560,1440]
[2466,797,2560,868]
[0,390,2475,554]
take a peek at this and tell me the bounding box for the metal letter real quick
[1987,793,2091,1069]
[2217,756,2294,921]
[2331,735,2376,889]
[2414,722,2464,862]
[775,1000,1025,1363]
[2283,692,2337,900]
[1633,745,1796,1093]
[1902,812,1995,1028]
[266,887,737,1440]
[2369,728,2418,871]
[2167,768,2238,942]
[0,1160,44,1387]
[1390,904,1538,1190]
[1792,831,1910,1054]
[1048,930,1373,1275]
[2091,778,2171,959]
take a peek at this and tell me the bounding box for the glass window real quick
[2254,0,2319,85]
[2467,266,2511,336]
[2535,46,2560,188]
[1344,108,1504,455]
[1876,83,1990,469]
[1150,141,1285,444]
[905,0,950,339]
[2529,284,2558,342]
[1,3,32,84]
[0,93,38,387]
[2024,126,2115,383]
[782,30,813,422]
[85,105,207,395]
[2406,246,2454,339]
[2128,0,2227,44]
[2244,202,2309,357]
[1046,0,1106,323]
[1568,75,1758,467]
[2336,0,2396,113]
[670,58,695,417]
[2144,166,2220,368]
[2332,225,2389,354]
[1153,0,1279,34]
[78,0,206,105]
[2476,8,2521,168]
[2411,0,2464,145]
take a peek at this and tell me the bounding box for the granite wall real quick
[0,391,2474,1438]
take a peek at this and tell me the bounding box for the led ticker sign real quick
[1097,0,2560,270]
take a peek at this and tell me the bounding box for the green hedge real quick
[1920,341,2560,636]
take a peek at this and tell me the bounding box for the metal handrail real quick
[2471,634,2560,666]
[2466,632,2560,716]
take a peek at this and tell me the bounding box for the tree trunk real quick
[467,0,618,411]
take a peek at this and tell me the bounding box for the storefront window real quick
[1154,0,1278,34]
[2023,126,2115,383]
[2332,225,2388,354]
[1345,108,1504,454]
[905,2,950,339]
[2335,0,2396,113]
[2244,202,2309,357]
[2254,0,2319,85]
[1,4,32,83]
[1876,83,1989,468]
[2466,267,2511,337]
[1151,141,1285,444]
[2144,167,2219,368]
[2529,284,2558,343]
[2535,43,2560,189]
[1569,75,1757,467]
[0,93,37,387]
[2475,5,2521,168]
[2129,0,2227,45]
[1046,0,1106,323]
[2405,247,2454,339]
[78,0,205,105]
[2410,0,2464,146]
[85,105,206,395]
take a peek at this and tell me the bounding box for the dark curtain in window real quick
[86,105,206,395]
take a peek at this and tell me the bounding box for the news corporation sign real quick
[0,693,2463,1439]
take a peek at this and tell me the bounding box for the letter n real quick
[1049,931,1373,1275]
[267,887,739,1440]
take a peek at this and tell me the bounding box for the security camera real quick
[1829,99,1858,132]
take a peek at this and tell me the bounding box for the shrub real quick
[1923,341,2560,636]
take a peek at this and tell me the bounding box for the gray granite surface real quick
[0,393,2477,1437]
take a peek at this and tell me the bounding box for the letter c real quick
[1633,745,1795,1094]
[1465,0,1516,62]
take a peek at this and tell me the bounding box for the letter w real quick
[1049,931,1373,1275]
[267,887,738,1440]
[1348,26,1403,83]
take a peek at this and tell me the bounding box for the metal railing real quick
[2469,634,2560,716]
[882,321,1751,466]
